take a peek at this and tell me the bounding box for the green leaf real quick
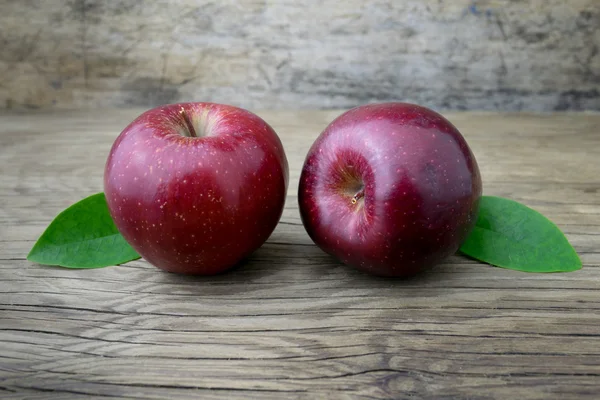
[459,196,581,273]
[28,193,140,268]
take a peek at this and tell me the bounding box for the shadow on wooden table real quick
[151,230,459,298]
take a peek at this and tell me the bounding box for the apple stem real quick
[180,107,197,138]
[351,188,365,205]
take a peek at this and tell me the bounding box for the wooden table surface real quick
[1,109,599,399]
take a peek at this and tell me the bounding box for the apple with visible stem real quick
[298,103,482,277]
[104,102,289,275]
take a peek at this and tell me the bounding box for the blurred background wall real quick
[0,0,598,111]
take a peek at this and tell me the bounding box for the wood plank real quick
[1,110,599,399]
[2,1,599,112]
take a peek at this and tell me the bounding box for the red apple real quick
[104,102,288,275]
[298,103,482,277]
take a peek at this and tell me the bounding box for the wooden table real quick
[1,110,599,399]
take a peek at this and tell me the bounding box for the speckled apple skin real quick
[298,103,482,277]
[105,103,289,275]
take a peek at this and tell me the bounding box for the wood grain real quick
[1,109,599,399]
[1,1,599,111]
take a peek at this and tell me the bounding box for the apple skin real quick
[104,102,289,275]
[298,103,482,277]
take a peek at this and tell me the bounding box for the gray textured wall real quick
[1,0,599,111]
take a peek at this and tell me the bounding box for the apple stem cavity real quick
[179,107,198,138]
